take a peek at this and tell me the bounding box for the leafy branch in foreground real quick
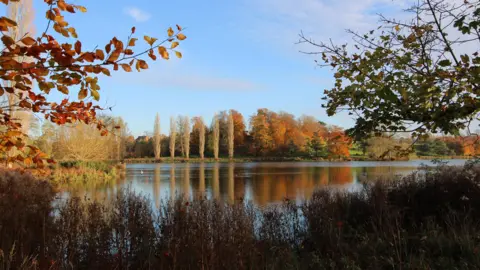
[299,0,479,145]
[0,0,187,166]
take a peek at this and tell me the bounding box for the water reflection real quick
[67,160,468,206]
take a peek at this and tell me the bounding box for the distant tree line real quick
[125,109,352,159]
[352,135,480,159]
[28,110,479,162]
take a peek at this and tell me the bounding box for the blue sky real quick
[30,0,409,136]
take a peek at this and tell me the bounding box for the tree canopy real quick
[0,0,186,166]
[300,0,479,142]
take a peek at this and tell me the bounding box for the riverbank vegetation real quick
[0,161,479,269]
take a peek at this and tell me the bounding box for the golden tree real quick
[169,116,176,159]
[228,110,234,159]
[213,113,220,160]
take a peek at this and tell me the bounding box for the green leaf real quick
[438,60,451,67]
[91,89,100,101]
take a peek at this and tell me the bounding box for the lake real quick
[65,159,469,206]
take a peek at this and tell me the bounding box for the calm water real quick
[65,159,468,206]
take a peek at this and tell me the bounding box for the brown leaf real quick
[131,26,136,34]
[74,40,82,54]
[78,88,87,99]
[171,41,179,49]
[95,49,105,60]
[175,51,182,59]
[107,51,120,63]
[66,5,75,13]
[176,24,182,31]
[138,60,148,69]
[20,36,36,46]
[57,85,69,94]
[1,35,14,47]
[105,43,112,54]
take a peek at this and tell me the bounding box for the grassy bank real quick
[1,161,480,269]
[33,161,125,189]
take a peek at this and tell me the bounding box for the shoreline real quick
[122,156,473,164]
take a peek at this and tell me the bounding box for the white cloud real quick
[239,0,410,52]
[123,7,151,22]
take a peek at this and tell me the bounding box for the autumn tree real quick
[153,113,161,159]
[52,116,121,160]
[249,109,272,156]
[115,117,129,160]
[326,126,352,158]
[169,116,176,159]
[0,0,186,167]
[300,0,480,142]
[213,113,220,160]
[183,115,190,159]
[192,116,205,159]
[228,110,234,158]
[231,110,246,151]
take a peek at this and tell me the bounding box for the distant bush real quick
[1,161,480,269]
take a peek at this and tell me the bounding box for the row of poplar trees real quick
[152,110,235,160]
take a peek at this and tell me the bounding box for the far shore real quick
[122,155,473,164]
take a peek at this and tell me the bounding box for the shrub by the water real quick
[1,161,480,269]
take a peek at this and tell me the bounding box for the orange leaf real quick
[128,38,137,47]
[158,46,169,60]
[121,64,132,72]
[144,35,152,44]
[170,41,179,49]
[57,0,67,10]
[177,33,187,40]
[101,68,110,76]
[167,27,174,37]
[46,10,56,21]
[175,51,182,59]
[76,5,87,12]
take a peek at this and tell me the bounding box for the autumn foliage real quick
[0,0,186,166]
